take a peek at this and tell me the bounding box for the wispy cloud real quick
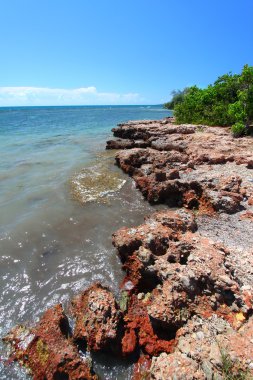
[0,86,143,106]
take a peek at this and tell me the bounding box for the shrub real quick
[231,122,247,137]
[165,65,253,131]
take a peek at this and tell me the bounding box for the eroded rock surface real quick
[107,119,253,378]
[3,304,97,380]
[71,283,121,352]
[149,352,206,380]
[3,118,253,380]
[107,119,253,216]
[175,314,253,379]
[113,208,253,378]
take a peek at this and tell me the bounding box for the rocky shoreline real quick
[3,118,253,379]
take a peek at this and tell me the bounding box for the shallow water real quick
[0,105,171,379]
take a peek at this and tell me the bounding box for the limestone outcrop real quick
[3,118,253,379]
[3,304,98,380]
[110,118,253,379]
[71,283,121,352]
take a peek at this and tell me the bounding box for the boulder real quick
[3,304,97,380]
[71,283,121,352]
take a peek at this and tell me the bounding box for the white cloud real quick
[0,86,143,106]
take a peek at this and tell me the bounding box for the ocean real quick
[0,105,171,379]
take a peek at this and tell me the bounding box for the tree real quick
[165,65,253,136]
[164,88,190,110]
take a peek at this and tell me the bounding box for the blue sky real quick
[0,0,252,106]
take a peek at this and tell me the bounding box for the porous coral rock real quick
[109,119,253,214]
[71,283,121,352]
[149,352,205,380]
[121,294,175,357]
[3,304,97,380]
[219,316,253,375]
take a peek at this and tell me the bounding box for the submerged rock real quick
[70,162,125,204]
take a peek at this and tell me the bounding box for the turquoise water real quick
[0,105,170,379]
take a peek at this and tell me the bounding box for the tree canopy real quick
[164,65,253,136]
[164,88,190,110]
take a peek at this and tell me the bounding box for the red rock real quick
[113,207,252,341]
[122,295,175,357]
[115,147,244,213]
[175,315,253,378]
[121,329,137,355]
[107,119,253,375]
[182,189,199,209]
[112,209,196,263]
[132,355,151,380]
[248,196,253,205]
[219,175,242,193]
[220,316,253,375]
[3,304,97,380]
[240,211,253,221]
[71,283,121,352]
[111,120,253,215]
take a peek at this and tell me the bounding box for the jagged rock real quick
[121,294,175,357]
[175,314,253,379]
[106,139,137,149]
[240,210,253,220]
[3,304,97,380]
[112,209,197,263]
[106,138,149,149]
[111,119,253,374]
[115,148,245,212]
[219,316,253,375]
[132,355,151,380]
[71,283,121,352]
[109,119,253,214]
[151,136,187,152]
[149,352,205,379]
[113,209,252,332]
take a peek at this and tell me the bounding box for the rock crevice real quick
[3,118,253,379]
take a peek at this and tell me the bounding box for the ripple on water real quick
[0,106,172,379]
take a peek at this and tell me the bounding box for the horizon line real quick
[0,104,165,108]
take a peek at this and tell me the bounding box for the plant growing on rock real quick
[220,348,250,380]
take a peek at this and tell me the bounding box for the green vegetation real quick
[36,339,49,365]
[164,88,190,110]
[220,348,250,380]
[231,122,247,137]
[165,65,253,137]
[119,290,129,312]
